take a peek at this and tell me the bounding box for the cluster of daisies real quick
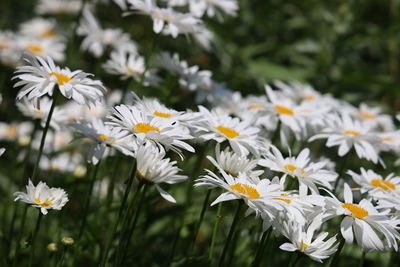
[1,0,399,265]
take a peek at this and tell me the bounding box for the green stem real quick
[289,252,301,267]
[78,159,101,239]
[12,205,28,267]
[118,183,149,265]
[329,237,345,267]
[359,251,366,267]
[99,158,137,267]
[218,200,243,266]
[31,91,58,183]
[188,188,212,256]
[56,246,68,267]
[252,228,272,267]
[28,211,43,267]
[208,197,223,262]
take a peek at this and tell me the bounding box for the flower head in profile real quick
[13,54,106,106]
[279,219,338,262]
[259,145,337,194]
[14,179,68,215]
[323,183,400,251]
[135,142,188,203]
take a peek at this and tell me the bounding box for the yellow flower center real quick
[381,137,393,142]
[343,130,361,136]
[215,126,239,138]
[274,105,294,115]
[297,241,310,252]
[27,44,43,54]
[34,198,53,207]
[153,111,172,118]
[370,179,395,191]
[341,203,368,219]
[49,72,72,85]
[135,123,160,134]
[5,125,17,138]
[249,103,264,110]
[304,95,315,101]
[40,29,56,38]
[358,111,376,120]
[98,134,110,141]
[229,183,260,199]
[34,109,43,116]
[284,164,305,174]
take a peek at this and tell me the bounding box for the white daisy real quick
[36,0,81,15]
[259,145,337,194]
[323,183,400,251]
[279,219,338,263]
[309,113,381,164]
[14,179,69,215]
[107,104,195,157]
[188,0,238,20]
[70,118,136,164]
[19,18,60,40]
[0,121,33,143]
[197,106,261,156]
[17,36,66,62]
[13,54,106,106]
[348,168,400,196]
[135,142,187,203]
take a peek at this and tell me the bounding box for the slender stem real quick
[208,196,223,262]
[166,221,181,267]
[329,237,345,267]
[56,246,68,267]
[31,91,58,183]
[118,183,149,265]
[289,252,301,267]
[78,160,101,239]
[218,201,243,266]
[359,251,366,267]
[28,211,43,267]
[12,205,28,267]
[188,188,212,256]
[99,158,137,267]
[252,228,272,267]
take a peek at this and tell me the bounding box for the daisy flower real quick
[197,106,261,156]
[13,54,106,106]
[102,50,160,86]
[19,18,60,40]
[259,145,337,194]
[323,183,400,251]
[0,121,33,143]
[36,0,81,15]
[347,168,400,195]
[195,167,285,217]
[108,104,194,157]
[16,97,66,130]
[135,142,187,203]
[189,0,238,20]
[39,153,83,173]
[309,113,380,164]
[14,179,69,215]
[353,103,394,131]
[77,8,137,57]
[127,0,201,38]
[279,219,338,262]
[207,144,263,183]
[70,118,136,164]
[17,36,65,62]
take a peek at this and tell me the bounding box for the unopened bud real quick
[61,237,74,246]
[47,243,58,252]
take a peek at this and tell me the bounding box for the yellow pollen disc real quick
[34,198,52,207]
[49,72,72,85]
[41,29,56,38]
[304,95,315,101]
[6,125,17,138]
[229,183,260,199]
[284,164,305,174]
[297,241,310,251]
[370,179,395,191]
[274,105,294,115]
[27,44,43,54]
[126,67,135,75]
[273,197,291,204]
[381,137,393,142]
[34,109,43,116]
[341,203,368,219]
[153,111,172,118]
[358,111,376,120]
[135,123,160,134]
[215,126,239,138]
[343,130,361,136]
[98,134,111,141]
[249,103,264,110]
